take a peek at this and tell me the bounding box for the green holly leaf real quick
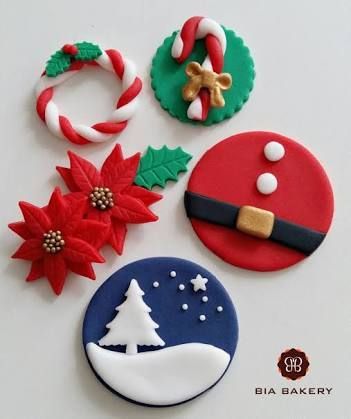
[45,50,71,77]
[75,42,102,60]
[135,146,192,190]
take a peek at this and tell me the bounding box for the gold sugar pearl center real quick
[90,186,114,211]
[42,230,65,254]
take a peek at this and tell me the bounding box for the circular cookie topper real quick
[36,41,142,145]
[185,132,334,271]
[83,257,238,407]
[151,16,255,125]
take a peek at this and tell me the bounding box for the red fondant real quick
[187,132,334,271]
[62,44,78,55]
[57,145,161,254]
[9,188,107,295]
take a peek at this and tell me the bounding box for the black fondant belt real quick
[184,191,325,256]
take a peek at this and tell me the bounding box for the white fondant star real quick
[190,274,208,292]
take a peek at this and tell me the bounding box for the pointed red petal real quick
[19,202,51,237]
[63,237,105,263]
[65,260,96,280]
[61,197,88,235]
[103,153,140,193]
[26,260,45,282]
[56,166,80,192]
[8,222,33,239]
[109,219,127,254]
[86,208,111,224]
[68,151,102,193]
[126,185,163,206]
[44,254,67,295]
[74,220,110,249]
[101,144,124,179]
[12,239,44,261]
[111,194,159,223]
[46,188,67,228]
[63,191,86,204]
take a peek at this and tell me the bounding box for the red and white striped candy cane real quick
[171,16,227,121]
[36,48,142,145]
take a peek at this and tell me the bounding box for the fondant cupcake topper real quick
[83,257,238,406]
[184,132,334,271]
[36,41,142,144]
[9,188,108,295]
[9,144,192,294]
[151,16,255,125]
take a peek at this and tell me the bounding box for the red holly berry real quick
[56,145,162,255]
[9,188,108,295]
[62,44,78,56]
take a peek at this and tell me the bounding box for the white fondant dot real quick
[256,173,278,195]
[178,284,185,291]
[202,296,208,303]
[153,281,159,288]
[170,271,177,278]
[182,304,188,311]
[264,141,285,162]
[199,314,206,322]
[217,306,223,312]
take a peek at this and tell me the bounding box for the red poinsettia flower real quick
[9,188,109,295]
[56,145,162,254]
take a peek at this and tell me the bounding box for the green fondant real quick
[75,42,102,61]
[135,146,192,190]
[45,42,102,78]
[150,28,255,125]
[46,50,71,77]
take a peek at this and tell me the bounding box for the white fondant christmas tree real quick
[98,279,165,355]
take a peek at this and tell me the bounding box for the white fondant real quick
[256,173,278,195]
[171,17,227,121]
[169,270,177,278]
[182,304,188,311]
[72,124,112,143]
[217,306,223,313]
[98,279,165,355]
[199,315,206,322]
[86,342,230,406]
[187,97,203,120]
[171,34,184,59]
[196,18,227,51]
[45,101,65,139]
[95,51,114,72]
[35,49,141,143]
[202,296,208,303]
[190,274,208,292]
[178,284,185,291]
[264,141,285,162]
[153,281,159,288]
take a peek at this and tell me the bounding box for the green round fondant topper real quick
[151,26,255,126]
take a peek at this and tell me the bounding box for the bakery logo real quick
[254,348,333,396]
[277,348,309,380]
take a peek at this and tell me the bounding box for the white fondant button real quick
[264,141,285,162]
[256,173,278,195]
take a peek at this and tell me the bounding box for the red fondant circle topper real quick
[187,132,334,271]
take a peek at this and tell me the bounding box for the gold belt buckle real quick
[236,206,274,239]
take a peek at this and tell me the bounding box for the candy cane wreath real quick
[36,42,142,145]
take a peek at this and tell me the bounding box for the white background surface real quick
[0,1,350,418]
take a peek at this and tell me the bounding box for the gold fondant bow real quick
[182,61,232,108]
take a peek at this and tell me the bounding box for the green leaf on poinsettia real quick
[134,146,192,190]
[74,42,102,61]
[46,50,71,77]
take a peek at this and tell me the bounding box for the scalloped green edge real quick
[150,28,255,126]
